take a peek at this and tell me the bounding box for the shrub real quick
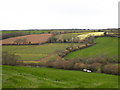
[52,60,64,69]
[45,59,56,68]
[2,51,21,65]
[73,62,87,70]
[48,36,57,43]
[84,54,118,64]
[101,64,119,75]
[62,60,74,70]
[84,57,97,64]
[89,63,102,72]
[43,54,63,68]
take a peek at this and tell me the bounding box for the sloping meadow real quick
[2,65,119,88]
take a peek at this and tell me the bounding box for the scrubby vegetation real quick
[35,54,120,75]
[2,51,21,65]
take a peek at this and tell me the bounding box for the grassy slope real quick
[65,37,118,59]
[2,65,119,88]
[2,43,79,61]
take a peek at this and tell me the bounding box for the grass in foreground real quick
[2,43,79,61]
[2,65,119,88]
[65,37,118,59]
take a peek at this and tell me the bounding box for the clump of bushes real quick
[83,54,119,64]
[73,63,87,70]
[101,64,120,75]
[2,51,21,65]
[88,63,102,72]
[12,51,119,75]
[38,53,119,75]
[50,54,119,75]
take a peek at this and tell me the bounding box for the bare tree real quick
[14,38,28,44]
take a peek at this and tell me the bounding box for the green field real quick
[2,65,119,88]
[65,37,118,59]
[1,30,17,33]
[2,43,79,61]
[1,30,51,34]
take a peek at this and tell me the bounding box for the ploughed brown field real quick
[0,34,53,45]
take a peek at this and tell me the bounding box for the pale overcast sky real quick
[0,0,119,30]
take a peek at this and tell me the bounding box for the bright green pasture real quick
[1,30,17,33]
[65,37,118,59]
[2,43,79,61]
[2,65,119,88]
[21,30,51,34]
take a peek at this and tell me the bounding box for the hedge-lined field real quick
[2,65,119,88]
[2,43,80,61]
[65,37,118,59]
[54,32,94,40]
